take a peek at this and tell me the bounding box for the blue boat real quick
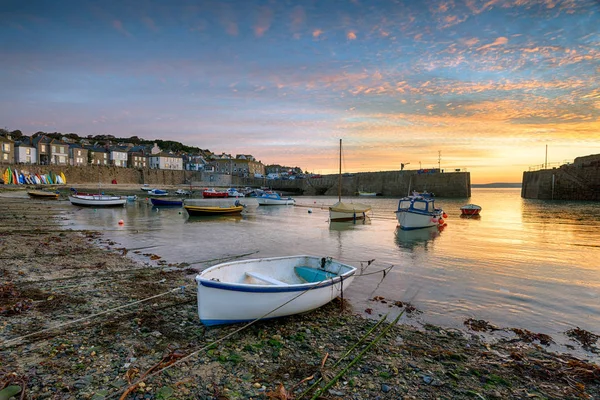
[150,197,183,207]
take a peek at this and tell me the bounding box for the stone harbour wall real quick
[522,155,600,201]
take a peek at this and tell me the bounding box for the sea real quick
[60,188,600,361]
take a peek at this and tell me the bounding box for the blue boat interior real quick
[295,266,337,282]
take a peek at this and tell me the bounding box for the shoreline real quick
[0,193,599,399]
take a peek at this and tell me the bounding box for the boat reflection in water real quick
[185,214,245,224]
[394,225,443,250]
[329,218,371,232]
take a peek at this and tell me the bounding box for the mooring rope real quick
[111,274,349,399]
[0,286,190,349]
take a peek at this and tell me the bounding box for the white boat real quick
[358,191,378,197]
[69,194,126,207]
[195,255,357,326]
[395,192,446,230]
[175,189,192,196]
[141,184,153,192]
[329,139,371,222]
[226,188,245,198]
[256,192,295,205]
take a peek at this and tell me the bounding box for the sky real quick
[1,0,599,183]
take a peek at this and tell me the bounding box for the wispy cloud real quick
[112,20,132,38]
[253,6,273,37]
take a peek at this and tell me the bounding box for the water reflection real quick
[329,219,372,231]
[459,214,481,220]
[394,225,442,250]
[185,214,245,224]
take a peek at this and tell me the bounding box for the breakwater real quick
[1,164,471,198]
[521,154,600,201]
[238,170,471,198]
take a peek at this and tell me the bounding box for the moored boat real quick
[27,190,59,199]
[460,204,482,216]
[195,255,357,326]
[256,192,295,205]
[147,189,169,196]
[357,191,378,197]
[395,193,447,230]
[184,203,244,216]
[202,188,229,198]
[68,194,126,207]
[329,140,371,222]
[150,197,183,207]
[226,188,245,198]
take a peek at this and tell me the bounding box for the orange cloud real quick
[312,29,323,38]
[347,31,357,40]
[477,36,508,51]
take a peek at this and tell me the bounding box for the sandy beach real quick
[0,189,599,399]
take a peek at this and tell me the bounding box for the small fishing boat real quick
[460,204,482,216]
[68,194,126,207]
[184,203,244,216]
[175,189,192,196]
[395,192,447,230]
[141,184,153,192]
[202,188,229,198]
[256,192,295,205]
[150,197,183,207]
[195,255,357,326]
[27,190,59,199]
[148,189,169,196]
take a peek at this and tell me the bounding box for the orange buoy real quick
[442,212,448,219]
[438,218,445,225]
[118,220,124,225]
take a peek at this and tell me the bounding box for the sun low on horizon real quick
[1,0,598,184]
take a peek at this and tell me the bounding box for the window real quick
[2,154,7,161]
[52,146,56,153]
[26,148,31,155]
[2,143,9,152]
[77,150,81,156]
[41,145,46,152]
[103,153,107,158]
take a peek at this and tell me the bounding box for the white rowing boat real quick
[195,255,356,326]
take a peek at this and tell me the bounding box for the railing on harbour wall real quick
[528,160,572,171]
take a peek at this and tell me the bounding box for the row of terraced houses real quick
[0,133,268,177]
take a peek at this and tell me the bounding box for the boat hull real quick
[196,255,356,326]
[203,191,229,198]
[460,204,482,215]
[151,198,183,207]
[27,190,59,199]
[395,210,442,230]
[256,197,295,205]
[184,205,243,216]
[329,210,369,222]
[68,195,126,207]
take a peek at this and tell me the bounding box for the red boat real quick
[202,188,229,198]
[460,204,482,216]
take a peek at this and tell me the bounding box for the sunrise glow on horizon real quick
[1,0,599,184]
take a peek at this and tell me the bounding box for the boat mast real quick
[338,139,342,202]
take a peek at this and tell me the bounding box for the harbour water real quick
[62,188,600,361]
